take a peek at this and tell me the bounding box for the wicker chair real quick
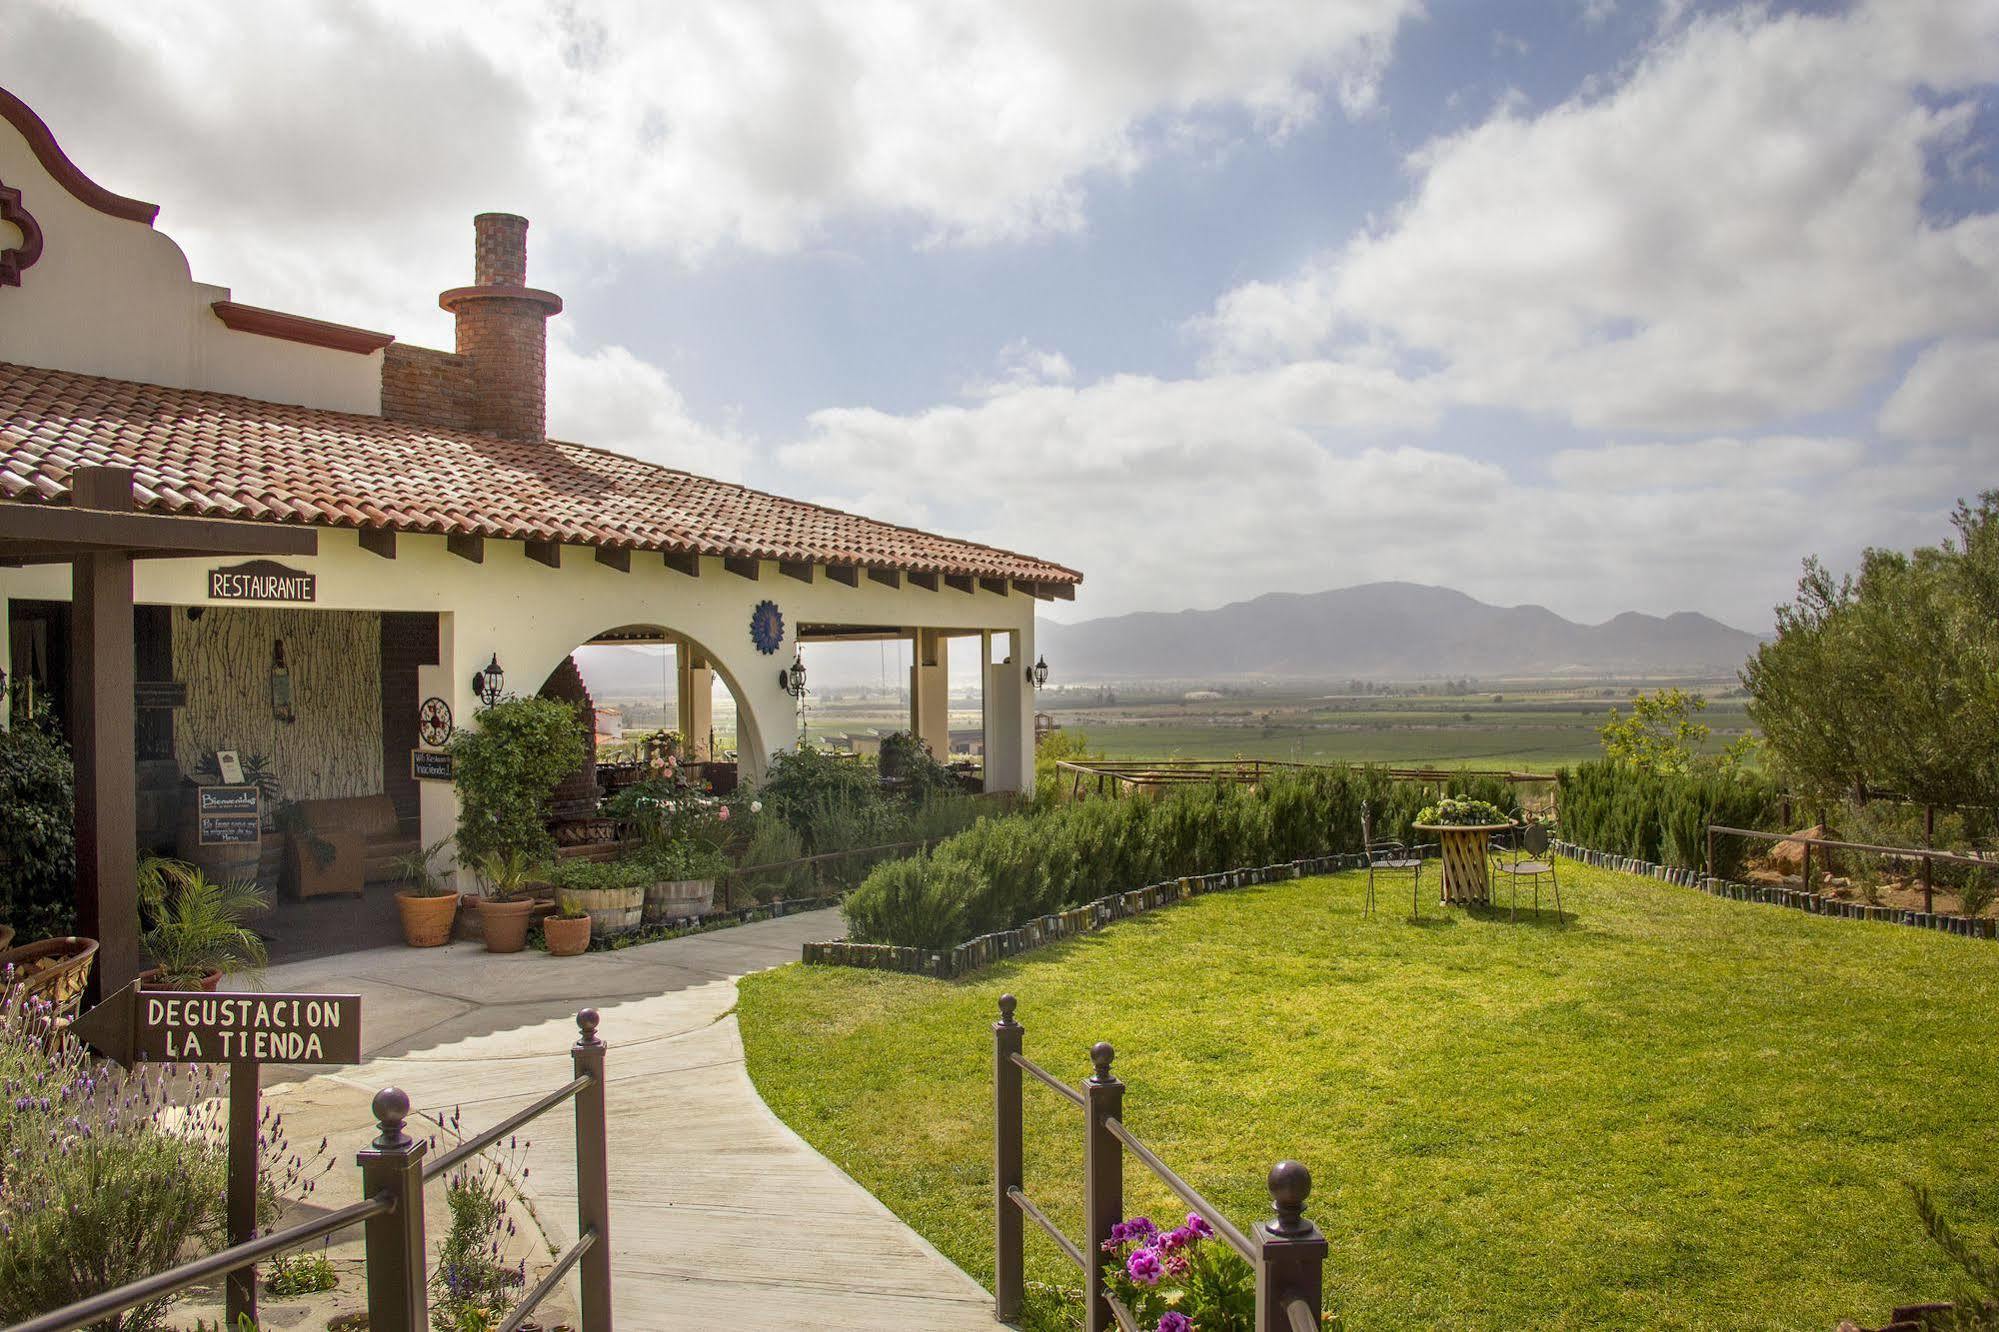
[0,936,100,1025]
[0,923,13,952]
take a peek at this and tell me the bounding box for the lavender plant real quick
[0,999,333,1329]
[420,1108,555,1332]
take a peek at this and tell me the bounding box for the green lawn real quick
[738,862,1999,1330]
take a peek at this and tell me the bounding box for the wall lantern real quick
[1027,654,1050,689]
[778,649,808,699]
[270,638,296,724]
[471,653,506,708]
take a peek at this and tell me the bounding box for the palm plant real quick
[139,857,268,988]
[391,836,457,898]
[469,847,542,902]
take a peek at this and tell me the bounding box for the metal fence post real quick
[357,1087,428,1332]
[1255,1161,1328,1332]
[572,1008,614,1332]
[1083,1041,1124,1332]
[993,995,1025,1323]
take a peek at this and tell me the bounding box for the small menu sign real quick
[197,784,262,845]
[411,749,455,782]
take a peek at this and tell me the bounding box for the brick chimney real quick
[437,213,563,443]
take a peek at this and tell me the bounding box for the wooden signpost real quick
[73,983,362,1329]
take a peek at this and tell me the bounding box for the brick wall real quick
[454,293,550,443]
[380,344,474,431]
[379,612,439,829]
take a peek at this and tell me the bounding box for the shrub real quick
[878,730,959,797]
[1558,760,1781,877]
[842,854,982,951]
[0,708,76,939]
[450,696,588,864]
[736,816,811,902]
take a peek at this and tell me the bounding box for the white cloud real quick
[4,0,1417,337]
[1878,339,1999,448]
[545,328,753,482]
[1202,0,1999,433]
[1547,436,1867,492]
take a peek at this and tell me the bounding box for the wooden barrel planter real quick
[571,886,644,937]
[643,878,714,924]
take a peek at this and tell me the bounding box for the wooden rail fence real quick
[993,995,1327,1332]
[6,1011,613,1332]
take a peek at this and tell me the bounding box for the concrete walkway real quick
[255,909,994,1330]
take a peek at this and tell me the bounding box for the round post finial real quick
[1089,1041,1116,1083]
[997,994,1018,1027]
[576,1008,602,1045]
[371,1086,411,1150]
[1267,1160,1313,1237]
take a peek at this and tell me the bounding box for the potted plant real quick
[543,892,591,957]
[469,848,542,953]
[637,838,728,923]
[137,855,268,991]
[391,837,457,948]
[549,859,644,939]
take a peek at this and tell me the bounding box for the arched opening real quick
[537,624,761,846]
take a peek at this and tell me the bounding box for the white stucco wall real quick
[0,114,383,413]
[1,530,1041,872]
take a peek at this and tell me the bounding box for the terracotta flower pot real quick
[396,890,458,947]
[137,967,223,992]
[543,914,592,957]
[478,898,536,953]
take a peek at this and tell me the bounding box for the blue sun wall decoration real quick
[750,599,785,655]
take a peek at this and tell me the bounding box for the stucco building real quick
[0,86,1079,897]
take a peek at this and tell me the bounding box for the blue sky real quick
[6,0,1996,633]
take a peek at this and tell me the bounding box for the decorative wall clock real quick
[749,599,785,655]
[418,695,454,747]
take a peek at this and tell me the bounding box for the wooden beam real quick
[0,502,318,560]
[979,576,1008,596]
[358,527,397,560]
[525,540,561,569]
[945,573,975,594]
[594,545,630,573]
[827,563,859,587]
[909,571,938,592]
[1049,581,1075,601]
[447,532,485,564]
[779,559,814,584]
[724,556,760,580]
[1013,579,1051,600]
[867,566,901,589]
[664,550,701,577]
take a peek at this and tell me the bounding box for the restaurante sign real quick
[208,559,317,603]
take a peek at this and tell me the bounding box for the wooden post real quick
[357,1088,429,1332]
[225,1061,261,1329]
[69,466,140,994]
[1705,825,1715,883]
[1083,1042,1124,1332]
[993,995,1025,1323]
[571,1009,613,1332]
[1255,1161,1328,1332]
[1923,805,1936,914]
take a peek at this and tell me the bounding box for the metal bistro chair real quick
[1491,822,1562,923]
[1363,805,1429,918]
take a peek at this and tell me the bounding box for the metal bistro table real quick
[1412,821,1516,906]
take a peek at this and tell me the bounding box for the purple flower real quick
[1125,1216,1159,1240]
[1157,1314,1191,1332]
[1183,1212,1213,1239]
[1126,1247,1163,1286]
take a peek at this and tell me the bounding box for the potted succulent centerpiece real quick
[391,837,457,948]
[137,855,268,991]
[543,892,592,957]
[470,849,542,954]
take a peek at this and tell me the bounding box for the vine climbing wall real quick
[171,607,384,801]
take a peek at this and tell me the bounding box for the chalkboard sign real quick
[411,749,455,782]
[197,784,262,845]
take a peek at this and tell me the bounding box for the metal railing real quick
[992,995,1326,1332]
[8,1010,613,1332]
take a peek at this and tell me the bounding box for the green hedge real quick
[1555,761,1781,878]
[843,768,1523,947]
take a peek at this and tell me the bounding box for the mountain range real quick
[1034,582,1763,682]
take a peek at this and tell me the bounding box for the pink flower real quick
[718,806,731,821]
[1125,1248,1163,1286]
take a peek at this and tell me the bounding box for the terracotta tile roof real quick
[0,361,1080,586]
